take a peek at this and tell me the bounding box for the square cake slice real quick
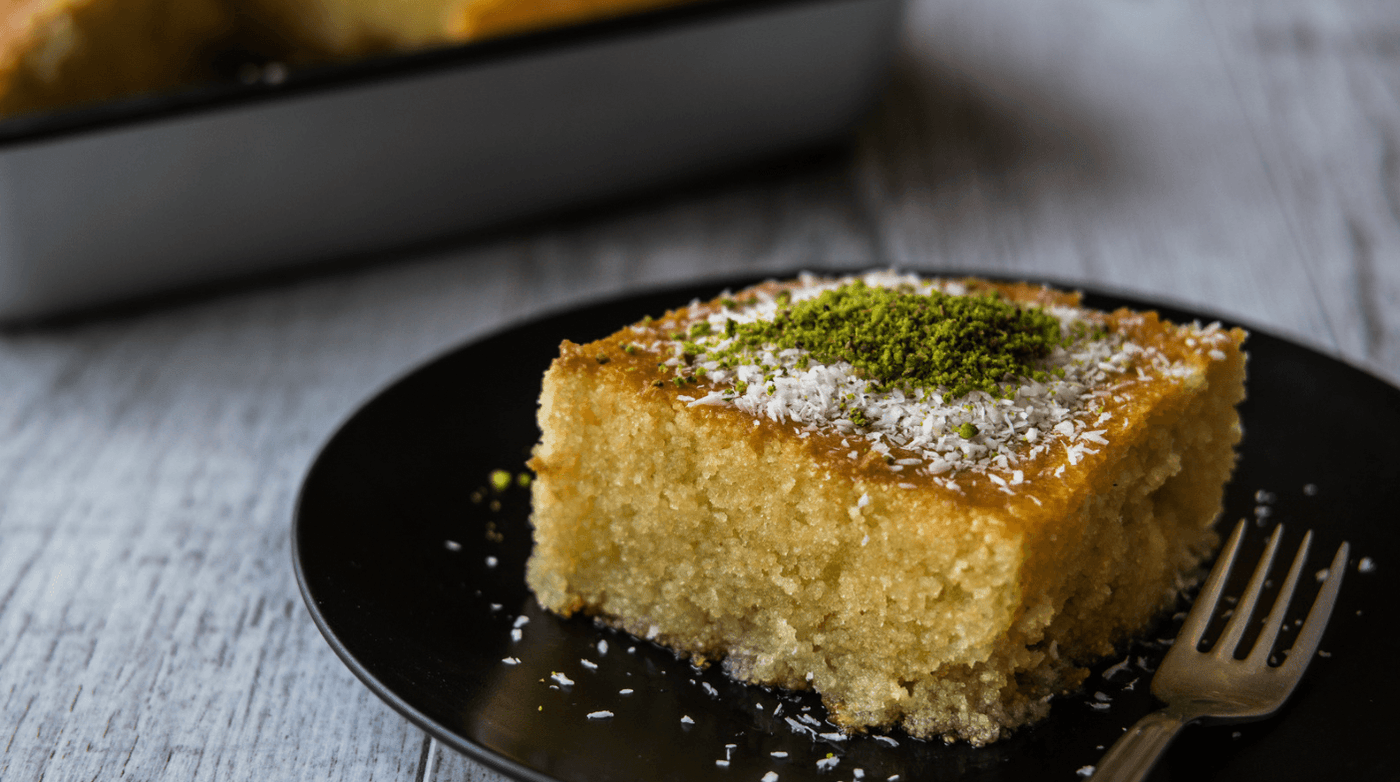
[525,271,1246,744]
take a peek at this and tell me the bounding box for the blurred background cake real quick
[0,0,236,117]
[0,0,697,117]
[237,0,690,60]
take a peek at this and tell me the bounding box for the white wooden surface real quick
[3,0,1398,780]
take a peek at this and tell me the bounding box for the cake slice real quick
[525,271,1246,745]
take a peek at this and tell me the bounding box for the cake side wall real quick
[526,347,1076,745]
[1012,324,1247,665]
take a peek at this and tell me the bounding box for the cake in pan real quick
[0,0,696,117]
[525,271,1247,744]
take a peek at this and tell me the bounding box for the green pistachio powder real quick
[683,281,1072,401]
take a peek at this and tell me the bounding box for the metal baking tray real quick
[0,0,904,321]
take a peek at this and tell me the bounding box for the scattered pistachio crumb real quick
[489,470,512,492]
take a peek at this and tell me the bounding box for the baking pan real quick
[0,0,904,321]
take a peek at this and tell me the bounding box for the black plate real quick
[293,275,1399,782]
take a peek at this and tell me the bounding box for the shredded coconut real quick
[644,271,1205,491]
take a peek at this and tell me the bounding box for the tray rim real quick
[0,0,898,149]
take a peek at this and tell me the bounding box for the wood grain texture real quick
[1,0,1397,781]
[1197,0,1400,382]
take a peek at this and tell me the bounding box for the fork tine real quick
[1278,540,1350,680]
[1177,519,1247,650]
[1244,530,1311,666]
[1213,524,1284,657]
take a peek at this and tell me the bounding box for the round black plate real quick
[293,275,1399,782]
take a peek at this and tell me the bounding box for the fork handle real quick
[1091,706,1196,781]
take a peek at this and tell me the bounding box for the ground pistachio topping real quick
[720,280,1062,400]
[631,271,1234,493]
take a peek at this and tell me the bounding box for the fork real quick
[1091,520,1349,781]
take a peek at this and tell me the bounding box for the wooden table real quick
[4,0,1397,779]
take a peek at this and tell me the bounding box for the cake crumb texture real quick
[526,272,1246,745]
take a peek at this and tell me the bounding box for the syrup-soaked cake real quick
[525,271,1246,745]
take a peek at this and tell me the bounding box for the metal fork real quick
[1091,520,1349,781]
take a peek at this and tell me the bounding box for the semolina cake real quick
[525,270,1247,745]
